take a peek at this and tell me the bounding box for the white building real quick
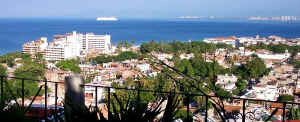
[136,63,151,73]
[83,33,111,53]
[242,85,278,101]
[203,36,240,48]
[22,37,48,56]
[45,43,65,61]
[216,74,238,92]
[64,31,83,59]
[36,31,112,61]
[180,53,194,60]
[256,50,291,63]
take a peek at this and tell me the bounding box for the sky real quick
[1,0,300,19]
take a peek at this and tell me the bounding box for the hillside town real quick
[1,31,300,121]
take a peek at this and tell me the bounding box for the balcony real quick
[0,75,300,122]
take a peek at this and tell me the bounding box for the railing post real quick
[282,102,286,122]
[95,86,98,108]
[1,76,4,104]
[242,99,246,122]
[107,87,111,121]
[55,82,58,122]
[22,78,25,107]
[44,78,48,121]
[205,96,208,122]
[186,93,191,122]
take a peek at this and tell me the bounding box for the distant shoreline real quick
[1,19,300,55]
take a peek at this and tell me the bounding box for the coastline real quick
[1,19,300,55]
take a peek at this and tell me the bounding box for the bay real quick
[1,18,300,55]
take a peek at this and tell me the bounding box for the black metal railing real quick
[1,75,300,122]
[0,75,63,122]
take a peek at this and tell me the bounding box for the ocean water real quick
[1,18,300,55]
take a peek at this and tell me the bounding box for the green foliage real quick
[174,109,193,122]
[13,59,45,97]
[0,52,34,67]
[117,40,133,49]
[0,65,6,76]
[232,79,247,96]
[288,108,300,120]
[91,51,138,64]
[56,59,81,73]
[175,57,227,81]
[248,43,300,55]
[245,55,267,79]
[0,65,13,103]
[140,40,233,54]
[277,94,294,102]
[175,59,194,77]
[289,59,300,69]
[66,89,180,122]
[232,56,268,80]
[152,72,173,92]
[215,86,232,98]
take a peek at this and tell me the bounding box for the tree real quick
[13,59,45,98]
[215,87,232,98]
[174,109,193,122]
[277,94,294,102]
[123,40,131,49]
[290,59,300,69]
[117,40,123,48]
[90,51,139,64]
[232,55,268,81]
[34,52,44,64]
[175,59,194,77]
[0,65,6,76]
[232,79,247,95]
[56,59,81,73]
[245,55,267,80]
[191,57,207,78]
[288,108,300,120]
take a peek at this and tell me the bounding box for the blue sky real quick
[1,0,300,18]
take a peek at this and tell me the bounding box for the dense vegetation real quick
[0,52,31,67]
[232,79,247,95]
[247,43,300,55]
[13,55,46,97]
[140,40,233,54]
[277,94,294,102]
[288,108,300,120]
[117,40,135,49]
[289,59,300,69]
[231,55,269,81]
[56,59,81,73]
[90,51,139,64]
[0,52,46,99]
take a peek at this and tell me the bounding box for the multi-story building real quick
[203,36,240,48]
[23,31,112,61]
[22,37,48,57]
[63,31,112,58]
[64,31,83,59]
[83,33,111,53]
[45,43,65,61]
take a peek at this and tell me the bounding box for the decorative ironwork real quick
[0,75,300,122]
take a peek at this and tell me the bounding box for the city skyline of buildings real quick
[22,31,112,61]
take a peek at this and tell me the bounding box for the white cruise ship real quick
[96,17,118,21]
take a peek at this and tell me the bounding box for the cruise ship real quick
[96,17,118,21]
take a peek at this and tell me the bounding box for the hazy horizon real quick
[1,0,300,19]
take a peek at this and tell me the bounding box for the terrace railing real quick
[1,75,300,122]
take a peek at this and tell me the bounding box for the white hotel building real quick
[203,36,240,48]
[23,31,112,61]
[83,32,111,53]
